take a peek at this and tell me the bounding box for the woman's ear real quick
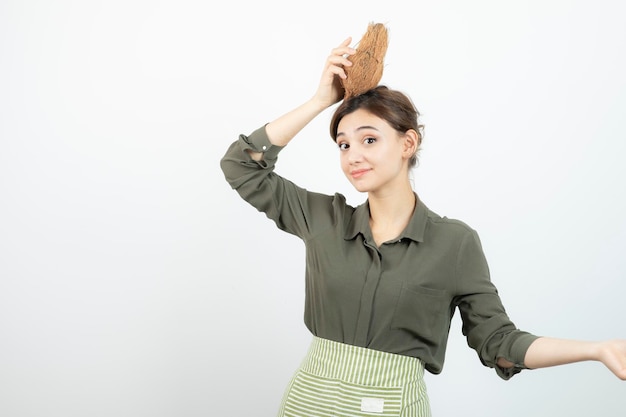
[401,129,419,160]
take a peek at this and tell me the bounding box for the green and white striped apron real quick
[278,337,431,417]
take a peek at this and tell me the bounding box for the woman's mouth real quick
[350,168,371,179]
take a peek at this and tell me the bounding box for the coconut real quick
[342,22,389,99]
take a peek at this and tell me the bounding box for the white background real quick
[1,1,625,416]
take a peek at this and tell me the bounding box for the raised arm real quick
[247,38,355,161]
[498,337,626,380]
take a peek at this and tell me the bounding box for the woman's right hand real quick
[262,38,356,149]
[311,37,356,109]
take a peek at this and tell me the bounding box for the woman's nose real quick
[347,147,363,163]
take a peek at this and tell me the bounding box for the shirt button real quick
[262,145,267,151]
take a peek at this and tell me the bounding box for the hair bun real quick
[341,22,389,99]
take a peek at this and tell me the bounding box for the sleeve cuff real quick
[496,332,541,380]
[239,124,283,162]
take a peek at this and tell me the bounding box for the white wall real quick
[1,1,625,416]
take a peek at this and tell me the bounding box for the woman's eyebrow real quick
[336,125,380,138]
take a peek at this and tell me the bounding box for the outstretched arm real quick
[247,38,355,161]
[498,337,626,380]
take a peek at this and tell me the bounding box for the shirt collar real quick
[344,193,429,243]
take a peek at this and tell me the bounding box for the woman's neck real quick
[367,186,416,246]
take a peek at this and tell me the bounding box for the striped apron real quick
[277,337,431,417]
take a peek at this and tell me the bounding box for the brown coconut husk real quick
[342,22,389,99]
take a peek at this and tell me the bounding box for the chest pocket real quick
[390,285,449,339]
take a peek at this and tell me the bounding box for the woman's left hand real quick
[597,339,626,380]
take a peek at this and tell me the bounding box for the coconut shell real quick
[342,23,389,99]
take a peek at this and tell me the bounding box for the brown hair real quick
[329,85,424,168]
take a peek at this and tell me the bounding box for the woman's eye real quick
[338,143,349,150]
[364,137,376,144]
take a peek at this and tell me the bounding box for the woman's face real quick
[336,109,410,194]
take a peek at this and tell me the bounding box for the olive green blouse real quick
[220,125,539,380]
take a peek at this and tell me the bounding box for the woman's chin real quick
[351,183,373,193]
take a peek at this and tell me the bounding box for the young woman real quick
[220,37,626,417]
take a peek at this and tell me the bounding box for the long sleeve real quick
[453,228,540,380]
[220,125,338,240]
